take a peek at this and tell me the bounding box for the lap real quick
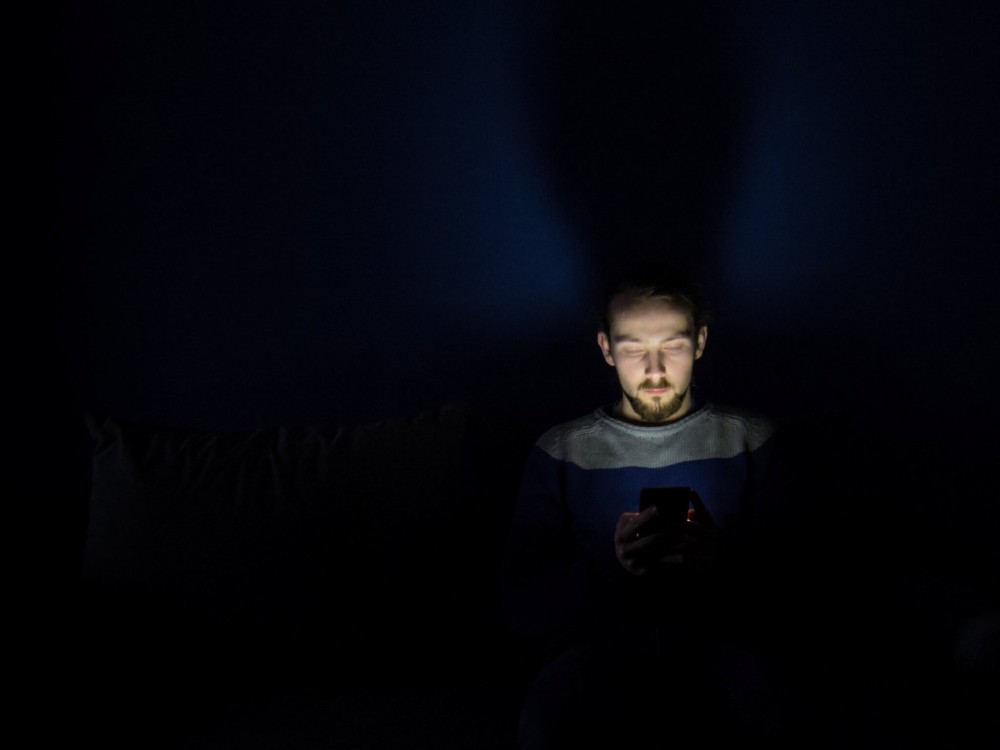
[517,620,804,749]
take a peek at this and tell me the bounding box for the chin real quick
[628,391,685,422]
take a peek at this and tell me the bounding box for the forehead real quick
[608,294,693,337]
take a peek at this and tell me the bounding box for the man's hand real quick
[614,498,717,576]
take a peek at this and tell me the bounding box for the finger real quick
[615,508,658,542]
[688,492,716,528]
[619,533,667,557]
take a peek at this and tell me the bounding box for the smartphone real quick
[638,486,694,535]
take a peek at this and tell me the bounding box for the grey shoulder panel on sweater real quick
[536,404,774,471]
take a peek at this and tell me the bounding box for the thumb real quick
[688,492,716,527]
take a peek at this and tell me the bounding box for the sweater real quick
[502,400,778,635]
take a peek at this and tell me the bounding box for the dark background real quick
[36,1,997,615]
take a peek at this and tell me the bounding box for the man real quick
[502,263,795,748]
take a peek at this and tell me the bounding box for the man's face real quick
[596,294,707,424]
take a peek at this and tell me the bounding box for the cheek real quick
[669,361,694,382]
[616,364,642,387]
[626,361,648,378]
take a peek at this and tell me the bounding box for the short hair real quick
[596,261,711,336]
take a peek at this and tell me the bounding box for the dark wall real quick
[43,1,997,527]
[47,1,996,433]
[49,0,594,430]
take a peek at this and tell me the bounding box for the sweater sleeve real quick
[500,444,591,635]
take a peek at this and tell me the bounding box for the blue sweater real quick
[502,401,779,635]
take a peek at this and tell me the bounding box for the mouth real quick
[636,378,672,399]
[640,387,669,396]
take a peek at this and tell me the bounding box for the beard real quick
[624,379,687,423]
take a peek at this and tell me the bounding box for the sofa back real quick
[80,403,542,686]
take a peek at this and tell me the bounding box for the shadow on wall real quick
[540,0,747,271]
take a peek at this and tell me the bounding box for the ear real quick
[596,331,615,367]
[694,326,708,360]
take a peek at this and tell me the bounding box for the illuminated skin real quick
[597,293,712,572]
[596,294,708,426]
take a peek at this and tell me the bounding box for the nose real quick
[645,351,666,375]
